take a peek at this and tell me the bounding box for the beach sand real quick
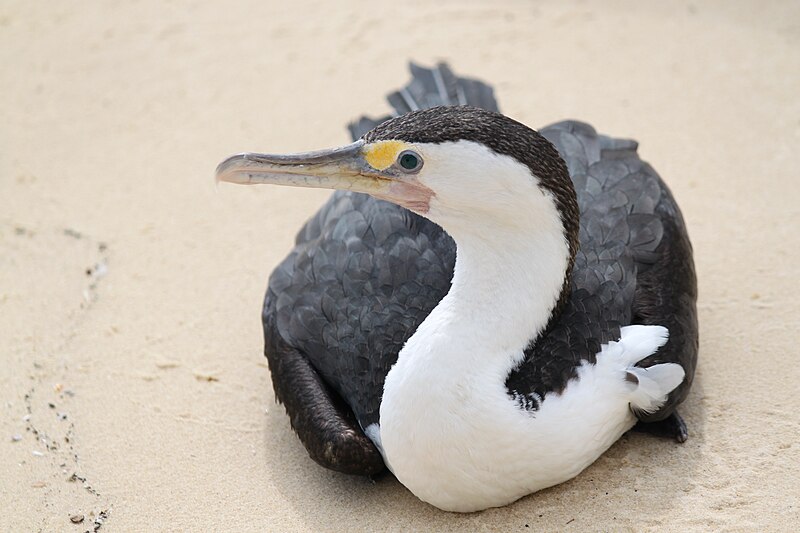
[2,1,799,530]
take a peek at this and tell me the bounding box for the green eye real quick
[398,150,423,172]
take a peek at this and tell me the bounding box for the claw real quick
[632,411,688,443]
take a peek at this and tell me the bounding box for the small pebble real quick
[90,261,108,278]
[22,414,31,422]
[11,434,22,442]
[32,450,44,457]
[194,374,219,382]
[69,514,84,524]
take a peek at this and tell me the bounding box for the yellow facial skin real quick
[363,140,412,171]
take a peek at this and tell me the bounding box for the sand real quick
[2,0,799,531]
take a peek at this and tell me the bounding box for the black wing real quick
[266,193,453,427]
[507,120,697,419]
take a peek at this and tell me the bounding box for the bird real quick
[216,63,698,512]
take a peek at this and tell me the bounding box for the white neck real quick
[391,139,572,373]
[376,187,572,504]
[411,222,568,374]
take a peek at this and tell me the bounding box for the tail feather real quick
[348,62,499,140]
[457,76,499,112]
[348,117,384,141]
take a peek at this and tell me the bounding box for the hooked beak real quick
[215,140,433,213]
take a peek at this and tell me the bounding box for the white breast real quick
[374,324,682,512]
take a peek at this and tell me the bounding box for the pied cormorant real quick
[216,63,697,512]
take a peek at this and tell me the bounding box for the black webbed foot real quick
[632,411,688,443]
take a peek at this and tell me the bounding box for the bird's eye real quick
[397,150,423,173]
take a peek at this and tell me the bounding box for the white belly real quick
[375,325,679,512]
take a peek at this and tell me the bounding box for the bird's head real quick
[217,106,578,249]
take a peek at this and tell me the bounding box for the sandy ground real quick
[2,0,799,531]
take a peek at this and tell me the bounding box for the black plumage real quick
[261,63,697,475]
